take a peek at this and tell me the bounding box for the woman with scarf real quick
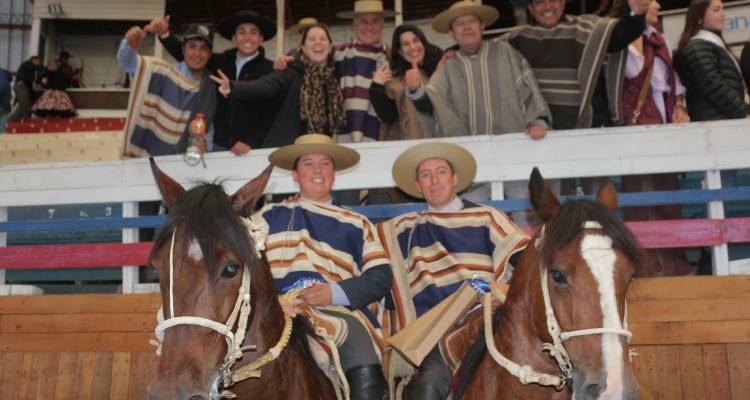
[368,24,444,140]
[212,23,346,147]
[675,0,748,122]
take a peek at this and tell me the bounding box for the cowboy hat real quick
[392,142,477,198]
[218,10,277,40]
[337,1,397,19]
[431,1,499,33]
[268,134,360,171]
[288,17,319,34]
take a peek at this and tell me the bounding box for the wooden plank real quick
[654,346,684,399]
[34,352,60,400]
[15,352,35,400]
[0,352,23,400]
[632,346,658,400]
[74,352,96,400]
[678,344,707,400]
[0,313,155,333]
[0,293,161,314]
[0,242,154,269]
[129,352,155,399]
[53,352,78,400]
[90,352,114,400]
[109,352,132,400]
[727,343,750,400]
[628,297,750,323]
[0,332,156,352]
[631,321,750,345]
[627,276,750,301]
[703,344,732,400]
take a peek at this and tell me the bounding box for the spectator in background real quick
[153,11,278,154]
[611,0,693,276]
[0,66,11,132]
[117,23,216,156]
[369,24,444,140]
[675,0,748,122]
[31,52,77,118]
[7,56,43,123]
[276,1,394,144]
[211,24,346,147]
[407,2,551,224]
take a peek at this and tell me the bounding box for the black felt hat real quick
[218,10,277,40]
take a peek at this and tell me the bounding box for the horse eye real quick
[550,268,567,284]
[221,262,240,278]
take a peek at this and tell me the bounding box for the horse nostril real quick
[584,382,603,399]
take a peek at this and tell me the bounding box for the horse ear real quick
[230,165,274,216]
[596,180,618,212]
[149,157,185,210]
[528,167,561,223]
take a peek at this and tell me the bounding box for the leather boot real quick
[406,379,445,400]
[346,365,388,400]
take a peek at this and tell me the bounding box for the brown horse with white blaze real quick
[146,159,335,400]
[454,168,641,400]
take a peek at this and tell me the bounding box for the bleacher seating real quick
[5,117,125,134]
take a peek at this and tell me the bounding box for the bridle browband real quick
[152,217,294,400]
[483,221,633,389]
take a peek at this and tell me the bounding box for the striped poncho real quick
[122,55,203,156]
[377,204,530,335]
[333,41,388,143]
[252,198,391,347]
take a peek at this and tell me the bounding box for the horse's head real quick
[524,168,640,400]
[146,159,275,400]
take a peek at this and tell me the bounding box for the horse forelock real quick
[153,182,261,276]
[540,199,642,272]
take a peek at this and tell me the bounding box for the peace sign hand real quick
[209,69,232,97]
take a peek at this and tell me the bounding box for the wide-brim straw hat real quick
[431,1,499,34]
[337,1,397,19]
[288,17,319,34]
[392,142,477,198]
[218,10,277,40]
[268,134,360,171]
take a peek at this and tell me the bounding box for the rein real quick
[482,221,632,389]
[152,217,295,399]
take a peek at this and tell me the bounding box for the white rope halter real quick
[152,217,292,399]
[483,221,633,389]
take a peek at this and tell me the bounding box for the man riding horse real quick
[377,142,530,399]
[250,133,391,400]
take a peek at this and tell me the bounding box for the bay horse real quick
[454,168,641,399]
[146,159,335,400]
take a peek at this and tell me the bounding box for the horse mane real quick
[152,182,332,393]
[453,308,504,400]
[541,199,643,270]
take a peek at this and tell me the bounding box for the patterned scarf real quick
[299,55,347,136]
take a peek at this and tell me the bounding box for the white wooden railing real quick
[1,119,749,293]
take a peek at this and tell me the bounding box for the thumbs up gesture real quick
[404,61,422,92]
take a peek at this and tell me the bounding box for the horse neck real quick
[244,258,287,354]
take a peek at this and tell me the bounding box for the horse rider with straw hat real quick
[377,141,529,399]
[251,133,392,400]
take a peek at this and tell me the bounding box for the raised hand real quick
[628,0,649,15]
[273,55,294,71]
[209,69,232,97]
[147,15,170,36]
[372,64,392,85]
[125,25,148,48]
[404,60,422,92]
